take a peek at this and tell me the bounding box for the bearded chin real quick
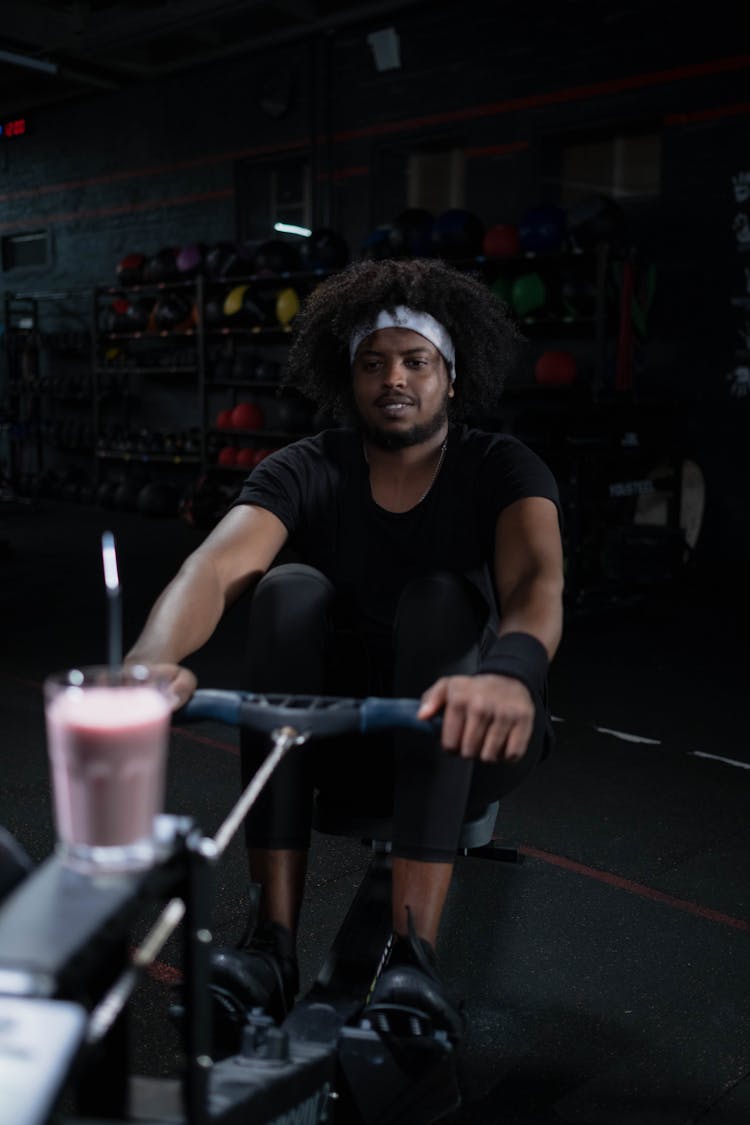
[357,394,451,450]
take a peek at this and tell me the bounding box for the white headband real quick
[349,306,456,382]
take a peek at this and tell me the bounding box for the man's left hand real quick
[417,674,535,763]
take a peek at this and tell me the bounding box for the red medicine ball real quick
[217,445,237,467]
[534,350,577,386]
[235,447,256,469]
[231,401,264,430]
[482,224,521,259]
[216,408,234,429]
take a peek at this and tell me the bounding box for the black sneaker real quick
[209,918,299,1055]
[365,914,465,1044]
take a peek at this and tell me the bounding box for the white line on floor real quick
[690,750,750,770]
[593,725,662,745]
[552,715,750,770]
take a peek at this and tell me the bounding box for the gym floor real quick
[0,496,748,1125]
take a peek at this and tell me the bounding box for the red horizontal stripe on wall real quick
[0,139,309,205]
[0,188,234,234]
[664,100,750,124]
[1,54,746,217]
[330,53,750,143]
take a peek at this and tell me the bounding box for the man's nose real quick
[382,359,407,386]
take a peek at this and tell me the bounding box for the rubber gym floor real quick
[0,496,748,1125]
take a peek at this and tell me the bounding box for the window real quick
[373,138,466,227]
[406,146,465,213]
[560,127,661,206]
[2,229,49,270]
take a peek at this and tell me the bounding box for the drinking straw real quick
[101,530,122,671]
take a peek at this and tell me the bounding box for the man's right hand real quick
[163,664,198,710]
[125,659,197,711]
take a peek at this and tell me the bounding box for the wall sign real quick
[0,118,28,140]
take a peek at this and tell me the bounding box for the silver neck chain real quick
[415,438,448,504]
[363,437,449,507]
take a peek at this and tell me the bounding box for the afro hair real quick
[284,257,527,421]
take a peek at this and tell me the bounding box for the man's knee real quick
[393,571,488,687]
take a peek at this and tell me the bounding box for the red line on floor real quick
[144,959,183,986]
[517,843,749,932]
[172,725,239,756]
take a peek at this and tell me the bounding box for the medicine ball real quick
[300,228,350,272]
[103,297,132,333]
[235,447,257,469]
[243,285,279,327]
[216,407,234,429]
[490,273,513,306]
[204,294,227,327]
[518,204,566,254]
[534,350,578,386]
[252,448,274,467]
[430,209,485,260]
[114,473,150,512]
[116,252,146,286]
[143,247,180,284]
[276,287,300,327]
[205,241,254,280]
[231,401,264,430]
[217,445,238,467]
[482,224,521,259]
[361,225,394,261]
[566,194,628,251]
[224,284,249,319]
[96,477,120,509]
[254,239,301,275]
[179,474,229,529]
[388,208,435,258]
[137,480,180,517]
[176,243,206,277]
[511,272,548,318]
[123,297,155,333]
[152,291,194,331]
[223,284,276,327]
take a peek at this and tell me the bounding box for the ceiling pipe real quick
[0,47,58,75]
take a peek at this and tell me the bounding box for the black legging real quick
[240,564,549,861]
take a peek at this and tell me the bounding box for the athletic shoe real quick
[364,916,465,1044]
[209,918,299,1054]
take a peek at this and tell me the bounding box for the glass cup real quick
[43,664,175,874]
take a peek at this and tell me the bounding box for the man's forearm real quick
[125,555,228,666]
[497,574,564,661]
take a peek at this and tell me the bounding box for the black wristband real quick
[479,631,549,700]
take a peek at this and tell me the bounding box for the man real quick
[126,255,564,1046]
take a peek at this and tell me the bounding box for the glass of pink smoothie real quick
[43,664,175,874]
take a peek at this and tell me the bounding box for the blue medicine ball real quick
[430,209,485,260]
[518,204,567,254]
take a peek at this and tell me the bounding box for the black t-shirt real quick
[233,423,561,639]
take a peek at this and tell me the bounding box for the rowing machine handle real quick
[174,689,441,738]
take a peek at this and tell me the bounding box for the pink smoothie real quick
[45,685,171,848]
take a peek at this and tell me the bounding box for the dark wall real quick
[1,0,748,570]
